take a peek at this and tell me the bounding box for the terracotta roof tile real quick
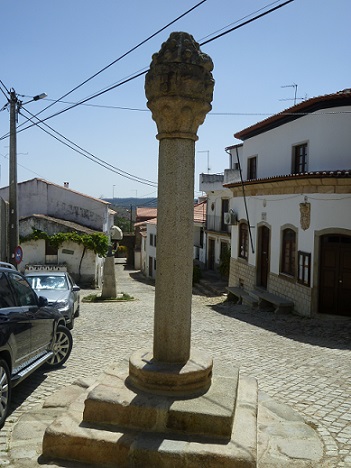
[234,89,351,140]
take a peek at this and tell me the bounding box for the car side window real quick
[0,272,16,308]
[8,273,38,307]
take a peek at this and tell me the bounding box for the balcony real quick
[199,173,224,192]
[224,169,240,185]
[206,214,231,234]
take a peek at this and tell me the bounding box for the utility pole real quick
[9,90,19,266]
[6,89,47,266]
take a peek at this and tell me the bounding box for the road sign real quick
[14,245,23,264]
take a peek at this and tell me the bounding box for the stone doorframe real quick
[312,227,351,316]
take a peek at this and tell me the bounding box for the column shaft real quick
[153,138,195,363]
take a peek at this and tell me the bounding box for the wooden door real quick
[257,226,270,288]
[208,238,215,270]
[319,235,351,316]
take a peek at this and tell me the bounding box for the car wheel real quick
[0,359,11,428]
[46,325,73,369]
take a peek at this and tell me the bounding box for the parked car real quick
[25,271,80,330]
[0,262,73,428]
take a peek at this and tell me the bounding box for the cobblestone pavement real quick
[1,263,350,467]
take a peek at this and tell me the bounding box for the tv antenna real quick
[280,83,305,105]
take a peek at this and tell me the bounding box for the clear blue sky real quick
[1,0,350,200]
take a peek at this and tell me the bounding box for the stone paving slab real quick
[1,263,350,466]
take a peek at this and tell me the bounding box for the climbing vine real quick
[20,229,109,257]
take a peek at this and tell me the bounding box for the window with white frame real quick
[297,251,311,286]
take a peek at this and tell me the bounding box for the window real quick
[281,228,296,276]
[221,198,229,231]
[199,228,204,248]
[0,272,16,308]
[292,143,308,173]
[238,223,249,260]
[298,251,311,286]
[149,234,154,246]
[247,156,257,180]
[45,239,58,256]
[8,273,37,306]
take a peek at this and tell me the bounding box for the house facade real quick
[225,89,351,317]
[139,202,207,278]
[0,178,115,286]
[199,172,237,272]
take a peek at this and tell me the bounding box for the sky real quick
[0,0,350,201]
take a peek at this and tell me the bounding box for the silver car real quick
[26,271,80,329]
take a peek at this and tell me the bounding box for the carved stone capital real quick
[145,32,214,140]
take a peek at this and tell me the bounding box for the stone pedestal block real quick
[43,363,258,467]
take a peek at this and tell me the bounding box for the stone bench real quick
[253,289,294,314]
[226,287,258,307]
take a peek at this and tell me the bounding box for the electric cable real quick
[1,0,295,140]
[199,0,294,46]
[199,0,284,42]
[20,106,158,187]
[0,0,297,189]
[27,0,208,121]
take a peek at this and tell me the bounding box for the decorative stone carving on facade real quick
[145,32,214,141]
[300,202,311,230]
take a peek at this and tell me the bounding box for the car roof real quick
[25,271,68,277]
[0,262,17,271]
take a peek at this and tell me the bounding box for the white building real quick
[140,201,207,278]
[199,172,236,271]
[0,178,115,286]
[225,89,351,317]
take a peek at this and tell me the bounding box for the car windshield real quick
[27,275,68,291]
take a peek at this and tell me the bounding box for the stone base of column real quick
[128,348,213,397]
[42,361,259,467]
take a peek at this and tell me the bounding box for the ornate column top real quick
[145,32,214,141]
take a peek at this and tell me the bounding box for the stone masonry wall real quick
[268,273,312,317]
[229,258,256,290]
[229,258,313,317]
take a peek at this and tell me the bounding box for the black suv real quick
[0,262,73,428]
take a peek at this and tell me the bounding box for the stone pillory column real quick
[129,32,214,396]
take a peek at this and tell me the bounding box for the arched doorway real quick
[319,234,351,316]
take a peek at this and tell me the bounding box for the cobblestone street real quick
[1,262,350,466]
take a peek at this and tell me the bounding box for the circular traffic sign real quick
[14,245,23,264]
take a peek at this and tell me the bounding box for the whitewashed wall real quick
[236,105,351,180]
[230,193,351,283]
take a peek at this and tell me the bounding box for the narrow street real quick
[1,262,350,467]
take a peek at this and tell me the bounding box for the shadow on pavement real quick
[128,270,155,286]
[9,369,48,417]
[210,299,351,351]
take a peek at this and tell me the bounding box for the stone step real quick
[83,365,239,440]
[43,369,258,467]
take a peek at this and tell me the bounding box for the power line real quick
[27,0,208,121]
[2,0,295,140]
[200,0,294,46]
[20,106,158,187]
[1,70,148,140]
[199,0,284,42]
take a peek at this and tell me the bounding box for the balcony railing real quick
[206,214,231,234]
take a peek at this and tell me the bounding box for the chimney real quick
[64,182,69,188]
